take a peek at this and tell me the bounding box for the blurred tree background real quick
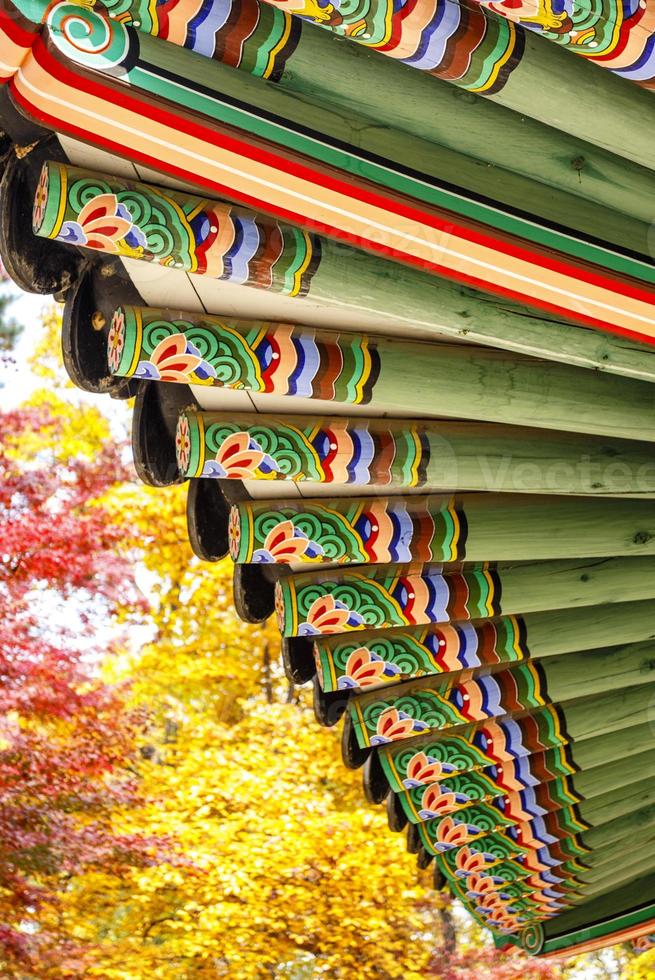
[0,299,650,979]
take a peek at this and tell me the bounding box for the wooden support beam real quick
[378,684,655,790]
[229,494,655,567]
[418,775,655,860]
[175,409,655,493]
[395,734,655,826]
[279,557,655,641]
[464,0,655,91]
[249,0,655,172]
[347,641,655,750]
[20,35,655,340]
[312,599,655,693]
[12,0,655,258]
[56,16,655,282]
[33,163,655,354]
[111,308,655,414]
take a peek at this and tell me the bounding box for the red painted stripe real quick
[0,7,39,47]
[13,51,655,347]
[34,42,655,305]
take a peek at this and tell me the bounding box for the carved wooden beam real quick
[0,145,80,294]
[394,735,655,827]
[228,494,655,567]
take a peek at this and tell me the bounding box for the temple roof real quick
[1,0,655,956]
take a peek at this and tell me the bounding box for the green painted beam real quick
[130,27,655,275]
[230,494,655,567]
[250,0,655,173]
[348,640,655,749]
[379,683,655,792]
[112,309,655,415]
[176,409,655,494]
[37,167,655,375]
[93,0,655,246]
[278,557,655,637]
[395,731,655,826]
[313,599,655,692]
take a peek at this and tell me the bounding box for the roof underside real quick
[1,0,655,957]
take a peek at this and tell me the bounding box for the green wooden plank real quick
[176,409,655,493]
[313,600,655,692]
[230,494,655,567]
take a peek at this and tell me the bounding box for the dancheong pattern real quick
[176,411,430,485]
[275,566,499,636]
[229,497,463,565]
[102,0,300,80]
[313,615,525,691]
[348,662,545,749]
[109,307,379,401]
[33,162,320,295]
[261,0,524,93]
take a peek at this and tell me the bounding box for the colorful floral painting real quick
[370,707,429,746]
[57,193,147,254]
[175,415,191,473]
[107,308,125,374]
[202,432,280,479]
[336,646,401,688]
[297,595,365,637]
[134,332,217,385]
[402,751,457,789]
[250,519,324,564]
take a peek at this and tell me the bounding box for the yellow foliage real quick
[623,950,655,980]
[28,304,69,382]
[15,388,112,462]
[57,478,442,978]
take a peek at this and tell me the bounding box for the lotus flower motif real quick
[107,309,125,374]
[228,507,241,558]
[297,596,365,638]
[433,816,480,851]
[370,707,428,746]
[136,332,217,385]
[33,165,49,231]
[402,751,456,789]
[175,416,191,472]
[454,846,497,877]
[58,194,147,254]
[203,432,280,479]
[418,783,471,820]
[337,646,401,688]
[252,519,324,564]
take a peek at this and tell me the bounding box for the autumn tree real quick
[0,397,166,977]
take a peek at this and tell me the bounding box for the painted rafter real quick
[32,163,655,355]
[1,49,654,959]
[250,0,655,168]
[173,408,655,494]
[227,494,655,567]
